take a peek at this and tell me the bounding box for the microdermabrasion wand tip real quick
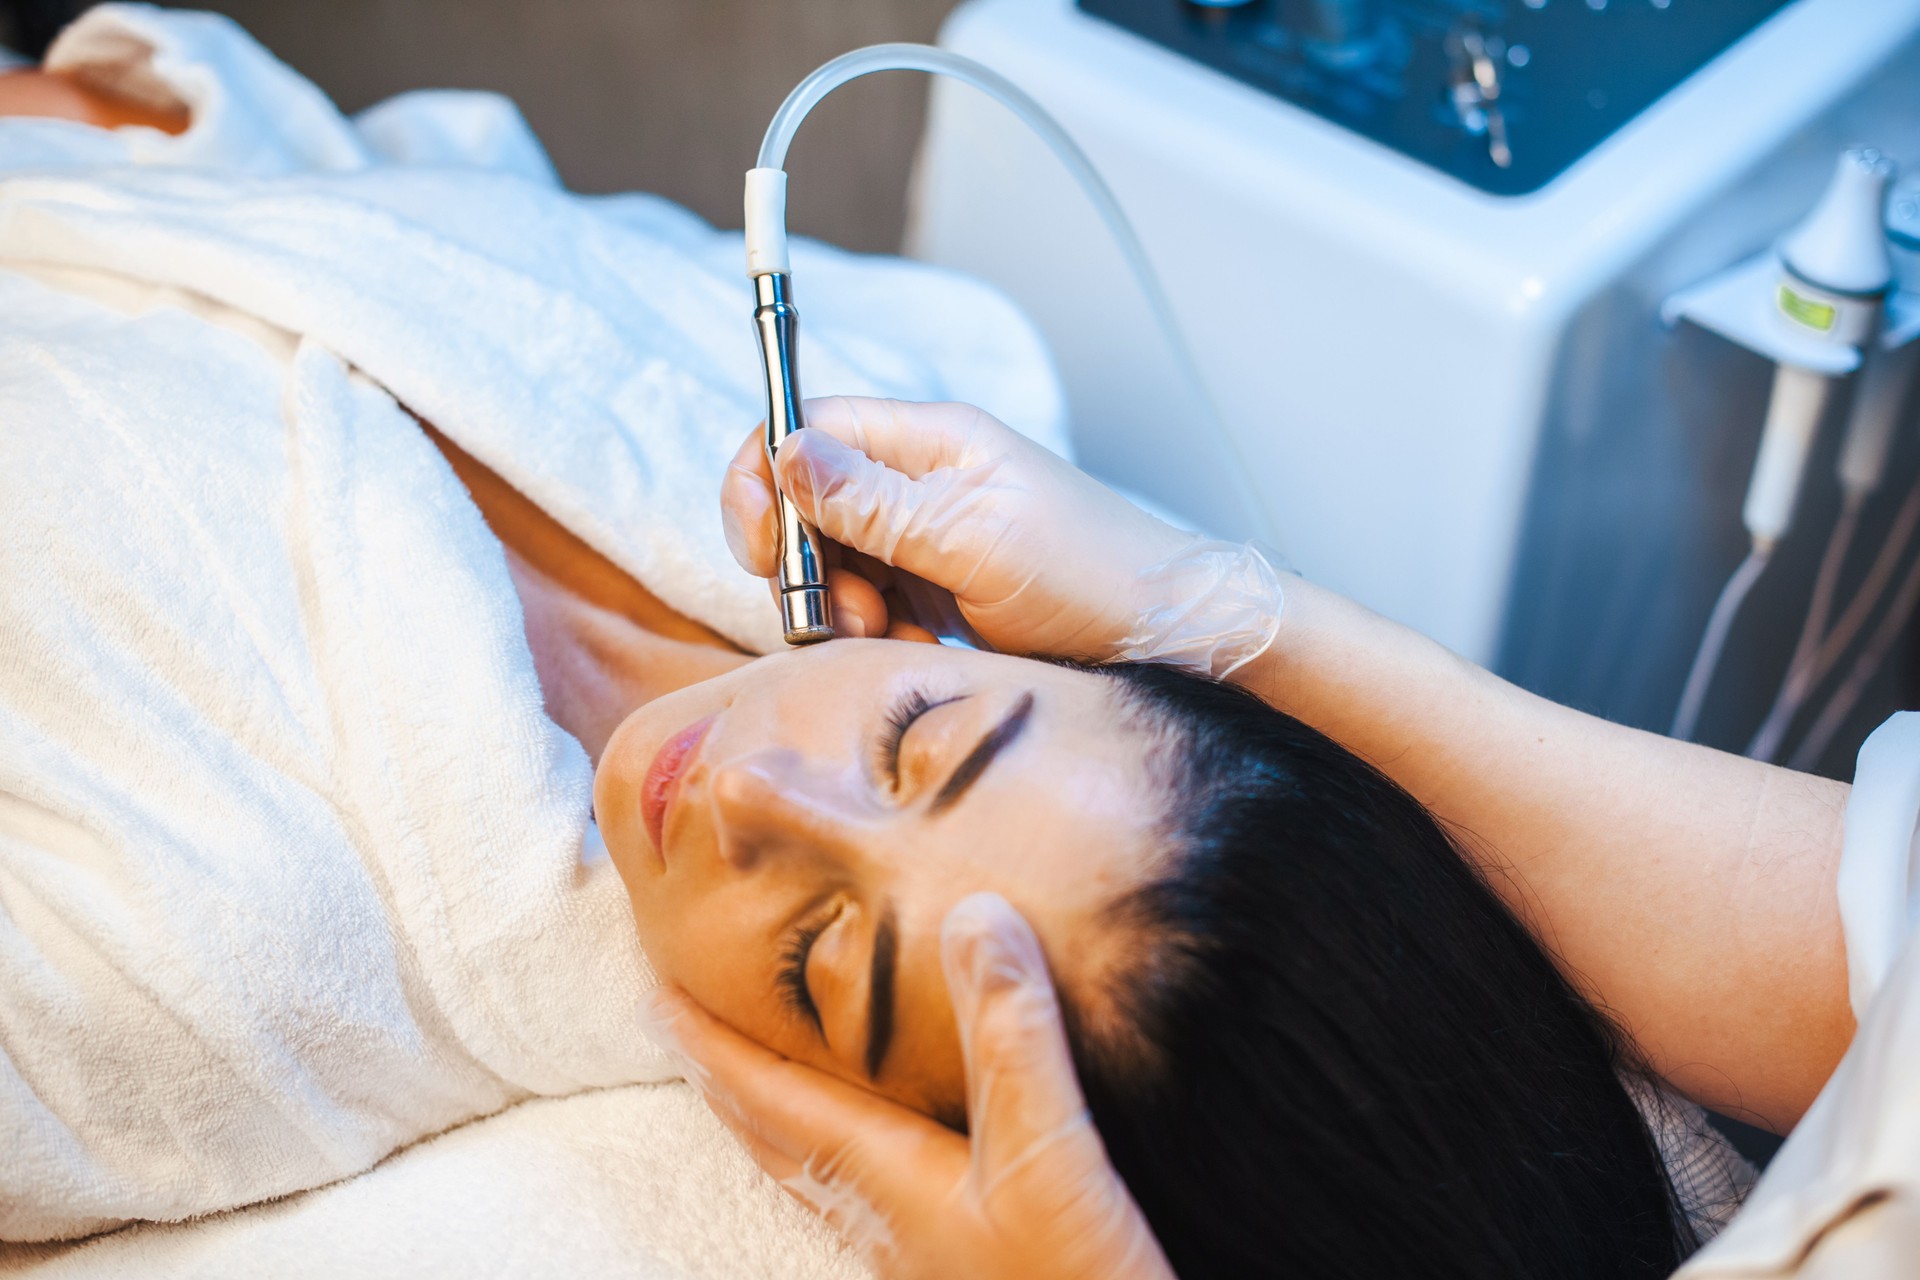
[781,587,835,645]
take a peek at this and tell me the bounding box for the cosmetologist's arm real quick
[1236,573,1851,1132]
[723,395,1855,1133]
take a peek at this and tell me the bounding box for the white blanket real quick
[0,4,1065,1269]
[4,1087,863,1280]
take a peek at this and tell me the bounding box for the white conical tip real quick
[1780,147,1896,296]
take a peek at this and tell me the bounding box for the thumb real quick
[776,429,936,572]
[941,894,1100,1186]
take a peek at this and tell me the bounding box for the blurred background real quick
[6,0,960,253]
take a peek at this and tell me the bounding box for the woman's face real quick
[595,640,1165,1121]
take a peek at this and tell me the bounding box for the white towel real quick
[2,1085,866,1280]
[0,1,1066,1252]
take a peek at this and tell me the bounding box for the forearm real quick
[0,69,188,133]
[1239,574,1852,1130]
[720,400,1855,1125]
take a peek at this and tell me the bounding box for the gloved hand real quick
[720,397,1282,678]
[640,892,1177,1280]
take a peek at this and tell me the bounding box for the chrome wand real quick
[752,271,835,644]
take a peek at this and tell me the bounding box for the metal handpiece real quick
[752,272,835,644]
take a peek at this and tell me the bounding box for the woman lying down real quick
[0,7,1757,1278]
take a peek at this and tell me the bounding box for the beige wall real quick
[149,0,964,254]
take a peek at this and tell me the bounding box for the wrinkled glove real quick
[641,892,1177,1280]
[720,397,1281,678]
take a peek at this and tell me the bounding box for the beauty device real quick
[909,0,1920,767]
[746,44,1235,646]
[747,208,834,646]
[1665,147,1902,742]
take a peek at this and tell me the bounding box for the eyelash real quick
[876,686,936,788]
[773,687,954,1035]
[778,916,828,1030]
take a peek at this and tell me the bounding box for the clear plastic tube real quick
[758,44,1277,548]
[1790,540,1920,772]
[1746,476,1920,759]
[1809,473,1920,679]
[1745,495,1861,762]
[1671,546,1771,743]
[1749,348,1920,761]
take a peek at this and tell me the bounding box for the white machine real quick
[907,0,1920,767]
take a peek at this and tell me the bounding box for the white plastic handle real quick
[1743,364,1832,547]
[744,168,791,277]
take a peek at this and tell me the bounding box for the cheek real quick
[595,711,658,886]
[630,892,805,1058]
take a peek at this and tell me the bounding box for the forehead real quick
[904,647,1141,734]
[865,646,1169,909]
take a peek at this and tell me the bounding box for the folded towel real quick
[0,2,1066,1247]
[3,1084,867,1280]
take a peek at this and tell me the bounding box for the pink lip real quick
[640,713,715,863]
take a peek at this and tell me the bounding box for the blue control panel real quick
[1075,0,1795,195]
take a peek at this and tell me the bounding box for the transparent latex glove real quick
[640,892,1176,1280]
[721,397,1282,678]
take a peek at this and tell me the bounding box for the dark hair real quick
[1061,663,1690,1280]
[0,0,74,59]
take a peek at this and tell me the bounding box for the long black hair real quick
[1062,663,1690,1279]
[0,0,74,59]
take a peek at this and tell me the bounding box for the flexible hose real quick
[758,44,1277,546]
[1750,479,1920,761]
[1745,495,1862,761]
[1671,546,1771,743]
[1790,540,1920,772]
[1807,478,1920,679]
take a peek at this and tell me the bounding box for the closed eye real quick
[777,903,842,1039]
[875,688,964,788]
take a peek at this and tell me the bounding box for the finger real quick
[889,571,982,649]
[940,894,1103,1181]
[838,547,898,595]
[670,1066,911,1275]
[640,988,963,1204]
[773,429,953,579]
[729,432,888,639]
[659,1050,896,1258]
[883,617,941,644]
[801,396,1003,480]
[720,426,779,578]
[688,1069,807,1187]
[827,567,887,640]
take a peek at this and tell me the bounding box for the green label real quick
[1778,283,1837,332]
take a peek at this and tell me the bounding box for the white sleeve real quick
[1836,712,1920,1018]
[1677,712,1920,1278]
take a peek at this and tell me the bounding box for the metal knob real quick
[1446,24,1512,170]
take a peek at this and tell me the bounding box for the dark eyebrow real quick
[865,902,899,1081]
[927,691,1036,816]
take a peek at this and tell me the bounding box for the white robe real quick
[1679,711,1920,1277]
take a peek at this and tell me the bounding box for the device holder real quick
[1660,153,1917,743]
[1660,250,1920,379]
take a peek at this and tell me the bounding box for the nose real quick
[705,746,873,871]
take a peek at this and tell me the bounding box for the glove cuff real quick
[1111,540,1285,681]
